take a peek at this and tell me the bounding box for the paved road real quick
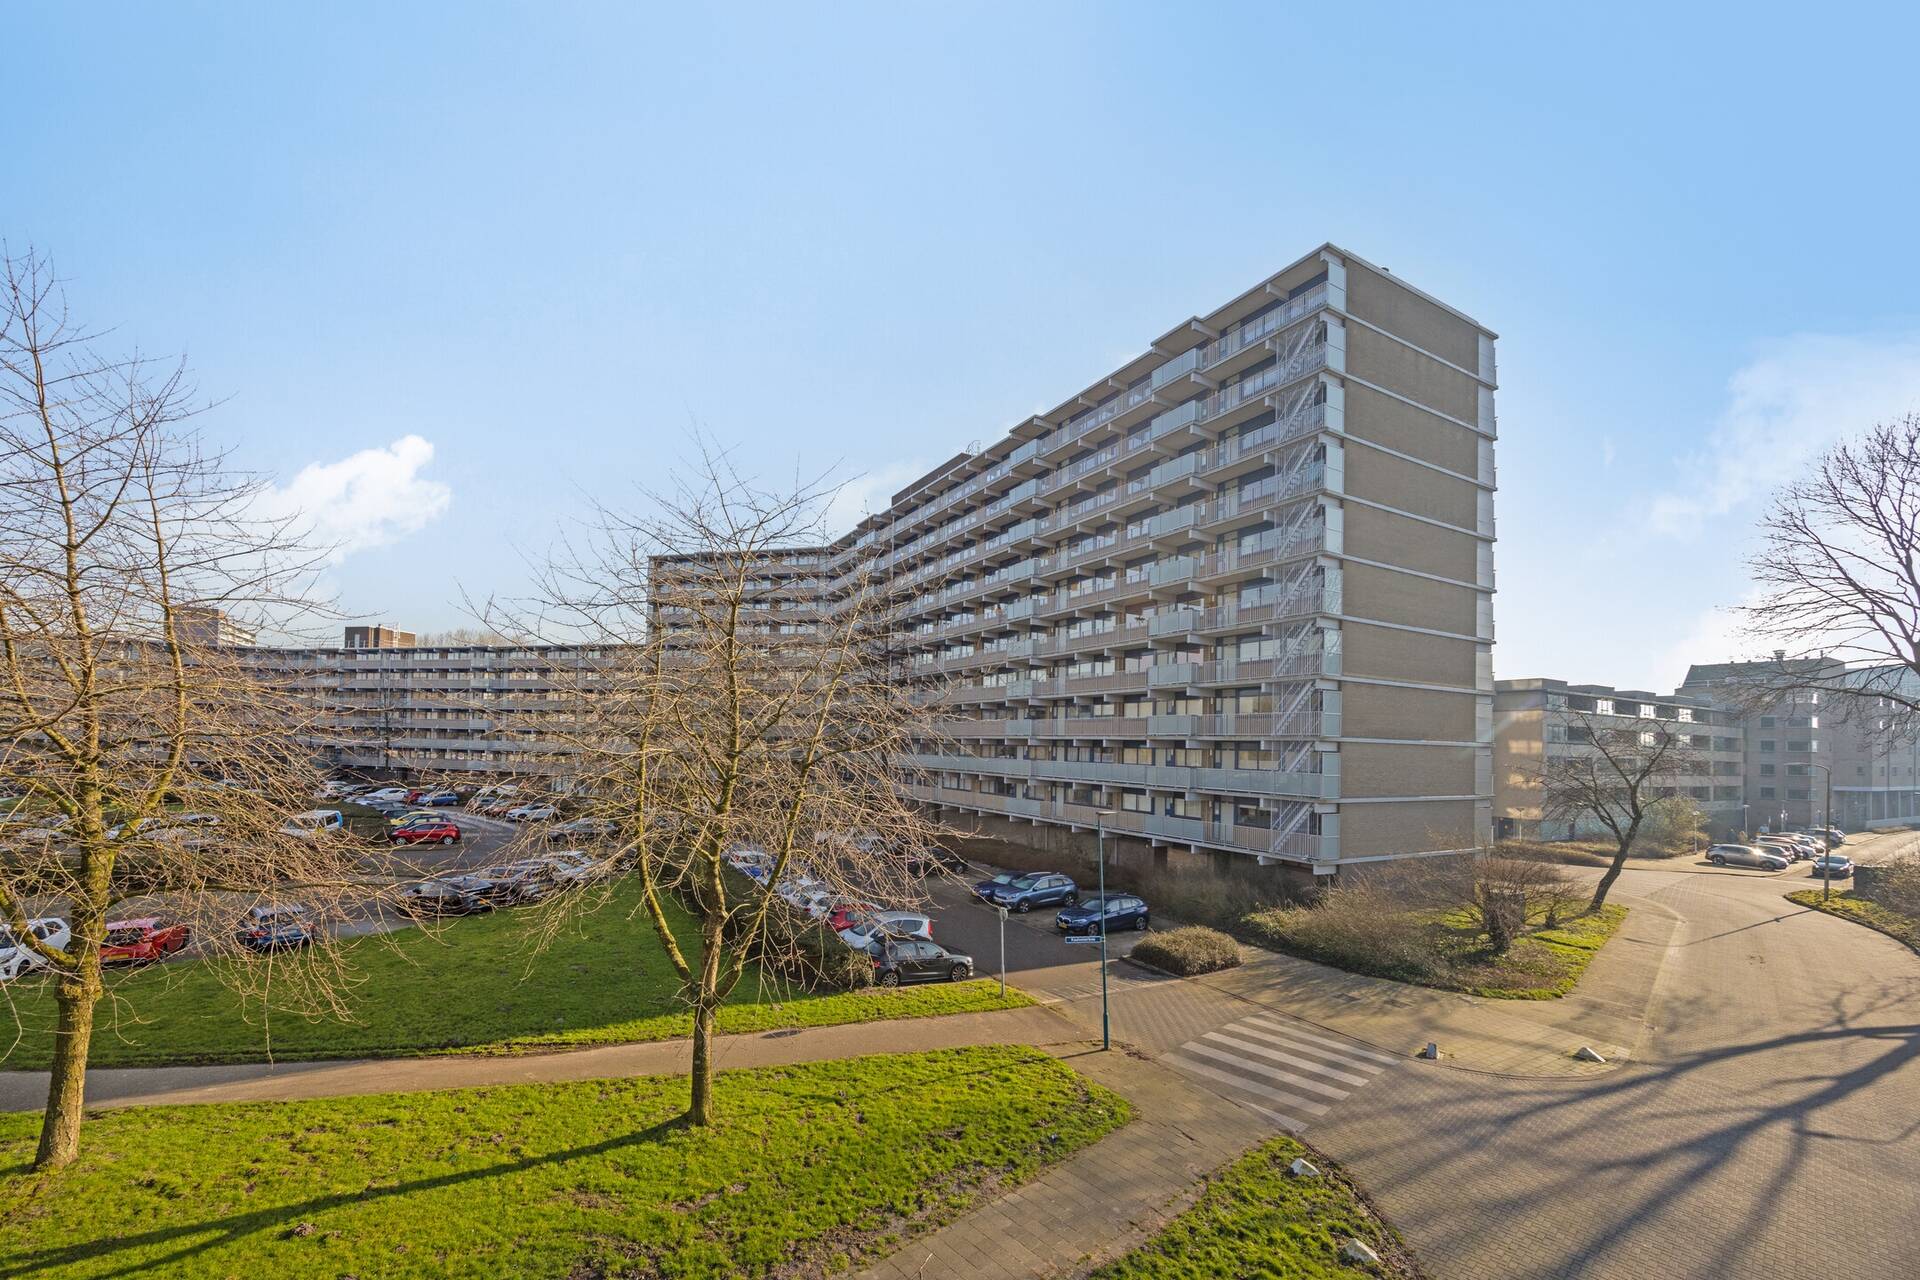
[1302,838,1920,1280]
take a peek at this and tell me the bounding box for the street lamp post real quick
[1810,763,1834,900]
[1095,811,1114,1052]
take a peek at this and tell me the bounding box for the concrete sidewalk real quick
[0,1002,1075,1113]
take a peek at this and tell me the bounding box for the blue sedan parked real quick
[976,872,1079,913]
[1056,894,1150,936]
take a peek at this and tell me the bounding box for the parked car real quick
[1790,825,1846,847]
[1755,836,1812,862]
[1055,894,1151,936]
[1707,843,1790,870]
[280,809,344,839]
[825,900,881,932]
[416,790,461,807]
[0,918,70,981]
[905,847,967,877]
[506,803,558,822]
[235,904,312,951]
[101,917,192,965]
[471,861,553,905]
[1810,854,1856,879]
[363,787,413,804]
[538,849,599,887]
[400,879,493,917]
[549,816,618,843]
[386,808,445,831]
[869,938,974,986]
[725,847,775,882]
[390,818,462,846]
[838,910,933,950]
[977,871,1079,913]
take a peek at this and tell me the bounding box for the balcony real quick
[1200,284,1331,377]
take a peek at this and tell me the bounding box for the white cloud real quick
[819,457,933,536]
[262,435,452,563]
[1648,332,1920,536]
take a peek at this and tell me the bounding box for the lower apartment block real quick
[827,244,1499,876]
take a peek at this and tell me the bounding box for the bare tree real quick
[496,451,947,1127]
[1738,416,1920,729]
[0,249,378,1169]
[1534,712,1705,910]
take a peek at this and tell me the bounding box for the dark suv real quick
[978,872,1078,913]
[870,939,974,986]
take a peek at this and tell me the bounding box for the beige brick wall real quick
[1343,562,1480,636]
[1342,382,1481,476]
[1344,503,1479,582]
[1342,799,1481,857]
[1344,441,1480,529]
[1346,264,1481,371]
[1494,707,1546,823]
[1342,741,1479,798]
[1342,621,1480,687]
[1342,683,1479,741]
[1346,325,1479,423]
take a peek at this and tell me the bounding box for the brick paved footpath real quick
[854,1045,1283,1280]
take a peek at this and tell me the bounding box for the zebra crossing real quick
[1161,1011,1399,1131]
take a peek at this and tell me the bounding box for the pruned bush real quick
[1865,855,1920,918]
[1130,926,1241,976]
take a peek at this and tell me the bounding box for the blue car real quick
[235,904,312,952]
[976,871,1078,913]
[1055,894,1150,936]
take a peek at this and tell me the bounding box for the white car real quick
[363,787,412,804]
[506,803,558,822]
[540,849,599,886]
[0,918,69,981]
[281,809,345,839]
[775,875,825,907]
[838,911,934,950]
[794,888,837,920]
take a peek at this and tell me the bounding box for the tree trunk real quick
[35,973,99,1170]
[685,922,725,1128]
[1589,839,1630,912]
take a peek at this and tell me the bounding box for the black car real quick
[1055,894,1150,936]
[869,939,974,986]
[976,871,1078,913]
[399,879,494,918]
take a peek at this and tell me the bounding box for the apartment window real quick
[1759,716,1776,728]
[1759,786,1777,799]
[1759,763,1775,776]
[1759,740,1777,752]
[1788,788,1810,801]
[1786,740,1814,752]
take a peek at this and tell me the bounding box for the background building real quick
[343,624,418,649]
[1494,678,1745,840]
[175,606,256,648]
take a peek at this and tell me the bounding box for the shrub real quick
[1130,926,1241,976]
[1865,855,1920,918]
[1242,889,1447,985]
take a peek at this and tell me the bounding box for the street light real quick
[1095,810,1115,1052]
[1809,763,1834,900]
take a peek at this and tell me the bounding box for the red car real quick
[101,917,191,966]
[391,818,461,846]
[825,900,880,933]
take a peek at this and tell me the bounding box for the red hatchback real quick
[391,819,461,846]
[101,917,192,966]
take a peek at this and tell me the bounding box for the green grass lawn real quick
[0,1046,1128,1280]
[1788,888,1920,953]
[0,882,1032,1069]
[1243,902,1627,1000]
[1088,1135,1415,1278]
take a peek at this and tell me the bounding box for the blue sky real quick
[7,2,1919,689]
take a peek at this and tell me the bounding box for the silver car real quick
[1708,843,1789,870]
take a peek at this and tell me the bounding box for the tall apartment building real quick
[175,606,257,648]
[779,245,1498,879]
[1680,659,1920,831]
[1493,678,1745,840]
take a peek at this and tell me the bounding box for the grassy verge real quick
[0,881,1032,1069]
[1787,889,1920,953]
[1242,903,1627,1000]
[0,1046,1127,1280]
[1088,1135,1418,1278]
